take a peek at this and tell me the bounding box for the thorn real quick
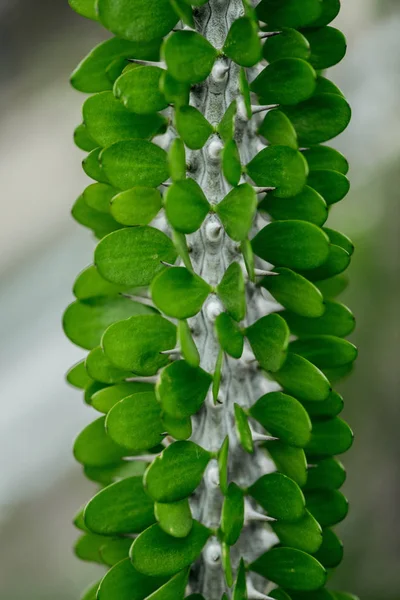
[122,293,155,307]
[161,181,172,187]
[160,261,176,267]
[124,453,160,462]
[127,375,158,384]
[251,104,279,114]
[258,31,282,40]
[254,186,277,194]
[251,429,279,443]
[245,502,277,523]
[127,58,166,68]
[159,348,181,356]
[254,269,279,277]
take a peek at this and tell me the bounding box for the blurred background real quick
[0,1,398,598]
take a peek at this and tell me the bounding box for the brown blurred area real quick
[0,1,398,599]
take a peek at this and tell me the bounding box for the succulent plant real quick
[64,1,358,599]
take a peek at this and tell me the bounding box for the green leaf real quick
[106,391,165,452]
[282,301,355,338]
[259,186,328,227]
[223,17,262,67]
[221,482,244,546]
[175,105,213,150]
[91,381,154,414]
[95,226,177,286]
[290,336,358,369]
[252,59,316,106]
[217,263,246,322]
[151,267,211,319]
[316,275,349,300]
[71,37,162,93]
[145,568,189,600]
[309,0,341,27]
[250,391,311,448]
[239,68,252,119]
[82,148,110,184]
[252,221,330,270]
[100,538,132,567]
[306,489,348,527]
[97,0,178,42]
[130,521,210,577]
[97,558,167,600]
[281,94,351,145]
[83,183,116,214]
[263,28,310,63]
[302,146,349,175]
[144,441,212,502]
[84,460,146,486]
[307,170,350,205]
[74,123,98,152]
[303,27,347,70]
[315,75,343,96]
[218,436,229,495]
[75,532,108,564]
[306,417,354,456]
[102,314,177,376]
[67,360,92,390]
[80,580,101,600]
[100,140,169,190]
[248,472,305,521]
[264,441,308,487]
[259,109,298,150]
[110,187,162,226]
[162,413,192,441]
[168,138,187,182]
[300,245,351,282]
[249,547,326,591]
[69,0,98,20]
[160,71,191,107]
[170,0,194,27]
[256,0,323,28]
[163,31,217,84]
[222,139,242,187]
[156,360,212,419]
[234,403,254,454]
[164,179,210,234]
[74,416,126,467]
[84,476,155,535]
[86,346,131,383]
[247,146,308,198]
[274,353,331,402]
[221,542,233,587]
[313,528,343,568]
[72,194,120,236]
[154,499,193,539]
[246,313,290,372]
[323,228,354,256]
[63,296,153,350]
[216,183,257,241]
[83,92,166,147]
[260,267,325,318]
[114,66,168,114]
[85,381,110,406]
[290,591,334,600]
[301,389,343,420]
[272,510,323,554]
[232,559,247,600]
[215,313,244,359]
[269,589,292,600]
[218,101,237,143]
[178,320,200,367]
[304,457,346,491]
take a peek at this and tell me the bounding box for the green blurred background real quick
[0,1,398,598]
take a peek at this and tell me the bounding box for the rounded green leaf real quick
[290,590,334,600]
[222,139,242,187]
[263,28,310,63]
[248,472,305,522]
[74,417,126,467]
[303,27,347,70]
[63,296,153,350]
[246,313,290,372]
[221,482,244,546]
[323,228,354,256]
[178,320,200,368]
[156,360,212,419]
[154,499,193,539]
[97,558,167,600]
[130,521,210,577]
[75,533,108,564]
[110,187,162,226]
[301,245,351,282]
[281,94,351,145]
[265,441,308,487]
[83,183,116,214]
[269,589,292,600]
[75,123,98,151]
[316,274,349,300]
[160,71,190,107]
[100,140,169,190]
[84,476,155,535]
[223,17,262,67]
[252,59,316,106]
[306,417,354,456]
[86,346,131,383]
[252,221,330,270]
[163,30,217,84]
[82,148,110,184]
[102,314,177,376]
[282,300,355,337]
[91,381,154,414]
[218,100,237,143]
[250,391,311,447]
[175,105,213,150]
[170,0,194,27]
[80,580,101,600]
[234,403,254,454]
[272,509,323,554]
[306,489,348,527]
[247,146,308,198]
[303,146,349,175]
[100,538,132,567]
[256,0,323,28]
[274,353,331,402]
[151,267,211,319]
[72,194,120,236]
[307,170,350,205]
[309,0,341,26]
[69,0,98,20]
[301,390,344,420]
[305,457,346,491]
[145,569,189,600]
[290,335,358,368]
[259,109,298,150]
[250,547,327,591]
[144,441,212,502]
[106,391,165,452]
[215,313,244,359]
[162,413,192,441]
[216,183,257,242]
[97,0,178,42]
[313,528,343,568]
[67,360,93,390]
[114,66,168,114]
[95,226,177,286]
[216,263,246,322]
[260,267,325,318]
[168,138,187,182]
[315,75,343,96]
[165,179,210,234]
[260,186,328,227]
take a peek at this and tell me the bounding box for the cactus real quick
[64,0,358,599]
